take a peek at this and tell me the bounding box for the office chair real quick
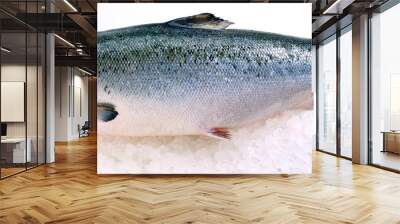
[79,121,90,138]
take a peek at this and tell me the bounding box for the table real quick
[381,131,400,154]
[1,138,31,163]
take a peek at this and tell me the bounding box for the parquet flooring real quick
[0,167,26,178]
[1,135,400,223]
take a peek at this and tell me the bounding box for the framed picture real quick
[97,3,313,174]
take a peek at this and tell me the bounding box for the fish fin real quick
[98,102,118,122]
[167,13,233,30]
[207,127,232,140]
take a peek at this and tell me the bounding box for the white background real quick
[98,3,311,38]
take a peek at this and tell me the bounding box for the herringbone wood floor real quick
[1,135,400,224]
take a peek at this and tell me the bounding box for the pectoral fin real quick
[207,127,232,140]
[98,103,118,122]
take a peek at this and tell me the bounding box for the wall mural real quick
[97,4,313,174]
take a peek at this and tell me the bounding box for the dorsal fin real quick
[167,13,233,30]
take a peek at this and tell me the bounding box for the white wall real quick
[72,74,89,137]
[55,67,89,141]
[55,66,69,141]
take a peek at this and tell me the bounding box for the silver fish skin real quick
[97,14,312,138]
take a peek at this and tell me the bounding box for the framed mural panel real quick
[97,3,313,174]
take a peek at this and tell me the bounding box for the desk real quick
[1,138,31,163]
[382,131,400,154]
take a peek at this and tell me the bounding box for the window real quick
[318,36,337,154]
[339,28,352,158]
[371,3,400,171]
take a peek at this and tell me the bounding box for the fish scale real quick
[97,13,312,139]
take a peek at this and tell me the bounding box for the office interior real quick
[315,0,400,172]
[0,0,399,176]
[0,0,400,222]
[0,0,97,179]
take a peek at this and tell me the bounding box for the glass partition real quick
[26,0,44,170]
[1,31,28,177]
[317,36,337,154]
[371,3,400,171]
[0,1,46,179]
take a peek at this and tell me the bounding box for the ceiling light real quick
[54,34,75,48]
[1,47,11,53]
[76,48,85,55]
[63,0,78,12]
[78,67,93,76]
[323,0,355,15]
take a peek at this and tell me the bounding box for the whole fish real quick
[97,13,312,139]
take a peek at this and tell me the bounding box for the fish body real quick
[97,13,312,138]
